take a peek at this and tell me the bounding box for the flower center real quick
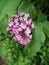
[19,30,26,38]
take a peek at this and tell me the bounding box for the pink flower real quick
[7,12,34,45]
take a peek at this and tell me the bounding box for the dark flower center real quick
[19,30,26,38]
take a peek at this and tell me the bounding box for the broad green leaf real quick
[0,17,8,34]
[37,11,47,21]
[0,0,21,21]
[0,0,7,13]
[28,41,42,58]
[24,22,45,58]
[43,21,49,37]
[35,22,45,43]
[18,0,36,18]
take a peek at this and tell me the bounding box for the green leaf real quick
[0,17,8,34]
[18,0,36,18]
[28,41,42,58]
[0,0,21,21]
[43,21,49,37]
[35,22,45,43]
[37,11,47,21]
[0,0,7,13]
[24,22,45,58]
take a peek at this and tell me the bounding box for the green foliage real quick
[35,22,45,43]
[0,0,21,21]
[37,11,47,21]
[28,41,42,58]
[0,0,7,12]
[0,0,49,65]
[0,17,8,34]
[0,39,9,57]
[43,21,49,37]
[18,0,36,18]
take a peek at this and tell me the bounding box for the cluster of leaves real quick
[0,0,49,65]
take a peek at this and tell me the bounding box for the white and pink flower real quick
[7,13,34,45]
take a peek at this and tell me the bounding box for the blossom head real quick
[7,13,34,45]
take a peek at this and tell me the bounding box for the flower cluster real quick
[7,13,34,45]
